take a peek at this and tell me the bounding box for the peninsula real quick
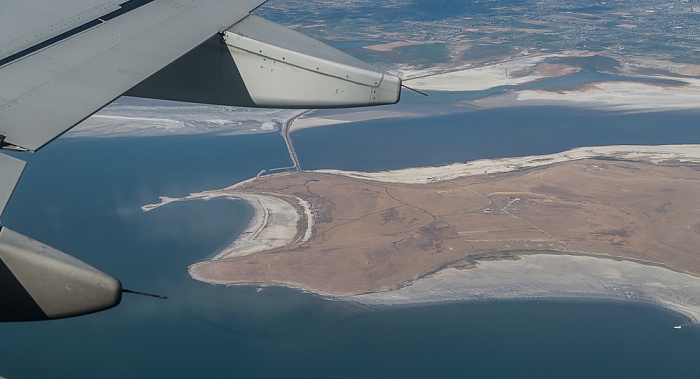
[148,144,700,322]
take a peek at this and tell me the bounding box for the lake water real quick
[294,106,700,171]
[1,109,700,378]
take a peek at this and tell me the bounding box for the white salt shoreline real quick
[348,254,700,324]
[209,193,302,260]
[398,53,700,110]
[401,53,552,91]
[312,144,700,184]
[479,79,700,111]
[142,189,311,260]
[197,251,700,325]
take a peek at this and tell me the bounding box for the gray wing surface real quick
[0,1,121,61]
[0,0,266,152]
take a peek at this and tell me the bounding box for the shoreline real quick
[141,188,311,260]
[289,109,423,133]
[400,53,554,91]
[347,254,700,324]
[179,146,700,323]
[208,193,303,260]
[191,249,700,324]
[312,144,700,184]
[476,79,700,111]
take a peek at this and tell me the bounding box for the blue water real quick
[1,124,700,378]
[294,107,700,171]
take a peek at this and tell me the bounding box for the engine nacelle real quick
[0,227,121,321]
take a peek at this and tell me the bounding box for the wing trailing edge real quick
[0,0,266,152]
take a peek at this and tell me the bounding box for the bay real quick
[1,128,699,378]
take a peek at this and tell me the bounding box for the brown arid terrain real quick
[188,158,700,296]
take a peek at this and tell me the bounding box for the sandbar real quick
[289,109,422,133]
[398,52,700,114]
[402,54,549,91]
[479,79,700,111]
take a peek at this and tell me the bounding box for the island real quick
[142,144,700,322]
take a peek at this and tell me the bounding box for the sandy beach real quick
[141,187,310,260]
[395,52,700,115]
[68,102,298,137]
[287,57,700,140]
[402,54,550,91]
[312,144,700,184]
[478,79,700,111]
[349,254,700,323]
[289,109,422,133]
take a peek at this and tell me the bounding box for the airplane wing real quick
[0,0,266,152]
[0,0,401,321]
